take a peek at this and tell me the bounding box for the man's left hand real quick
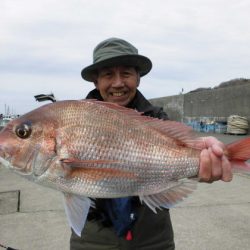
[199,136,232,183]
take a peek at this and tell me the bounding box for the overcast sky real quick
[1,0,250,115]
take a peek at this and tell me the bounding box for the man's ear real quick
[94,81,98,89]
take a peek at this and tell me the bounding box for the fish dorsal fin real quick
[63,194,91,237]
[139,179,197,213]
[82,99,144,118]
[82,100,205,150]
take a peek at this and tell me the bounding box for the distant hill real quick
[215,78,250,88]
[189,78,250,93]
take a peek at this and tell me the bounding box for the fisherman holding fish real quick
[68,38,233,250]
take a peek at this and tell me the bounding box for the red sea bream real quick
[0,100,250,236]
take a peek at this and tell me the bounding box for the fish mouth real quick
[0,146,12,167]
[0,154,29,174]
[0,155,12,169]
[0,145,34,175]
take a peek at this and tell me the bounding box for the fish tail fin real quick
[226,137,250,172]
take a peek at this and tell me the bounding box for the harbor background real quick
[150,79,250,135]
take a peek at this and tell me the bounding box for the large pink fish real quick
[0,99,250,235]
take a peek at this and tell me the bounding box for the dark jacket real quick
[86,88,168,120]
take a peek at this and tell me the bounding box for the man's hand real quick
[199,136,232,183]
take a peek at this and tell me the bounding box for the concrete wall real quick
[184,83,250,121]
[149,82,250,132]
[150,94,184,122]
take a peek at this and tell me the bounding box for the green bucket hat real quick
[81,37,152,82]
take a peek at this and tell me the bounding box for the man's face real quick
[95,66,139,107]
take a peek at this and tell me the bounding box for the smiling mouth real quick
[112,92,126,97]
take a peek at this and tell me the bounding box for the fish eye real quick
[15,122,32,139]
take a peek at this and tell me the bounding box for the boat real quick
[0,116,15,131]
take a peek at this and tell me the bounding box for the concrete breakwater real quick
[150,79,250,134]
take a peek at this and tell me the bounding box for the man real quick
[70,38,232,250]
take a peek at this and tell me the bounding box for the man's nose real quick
[112,74,124,87]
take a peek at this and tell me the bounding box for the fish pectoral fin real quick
[139,179,197,213]
[63,193,91,237]
[61,158,136,180]
[65,166,136,181]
